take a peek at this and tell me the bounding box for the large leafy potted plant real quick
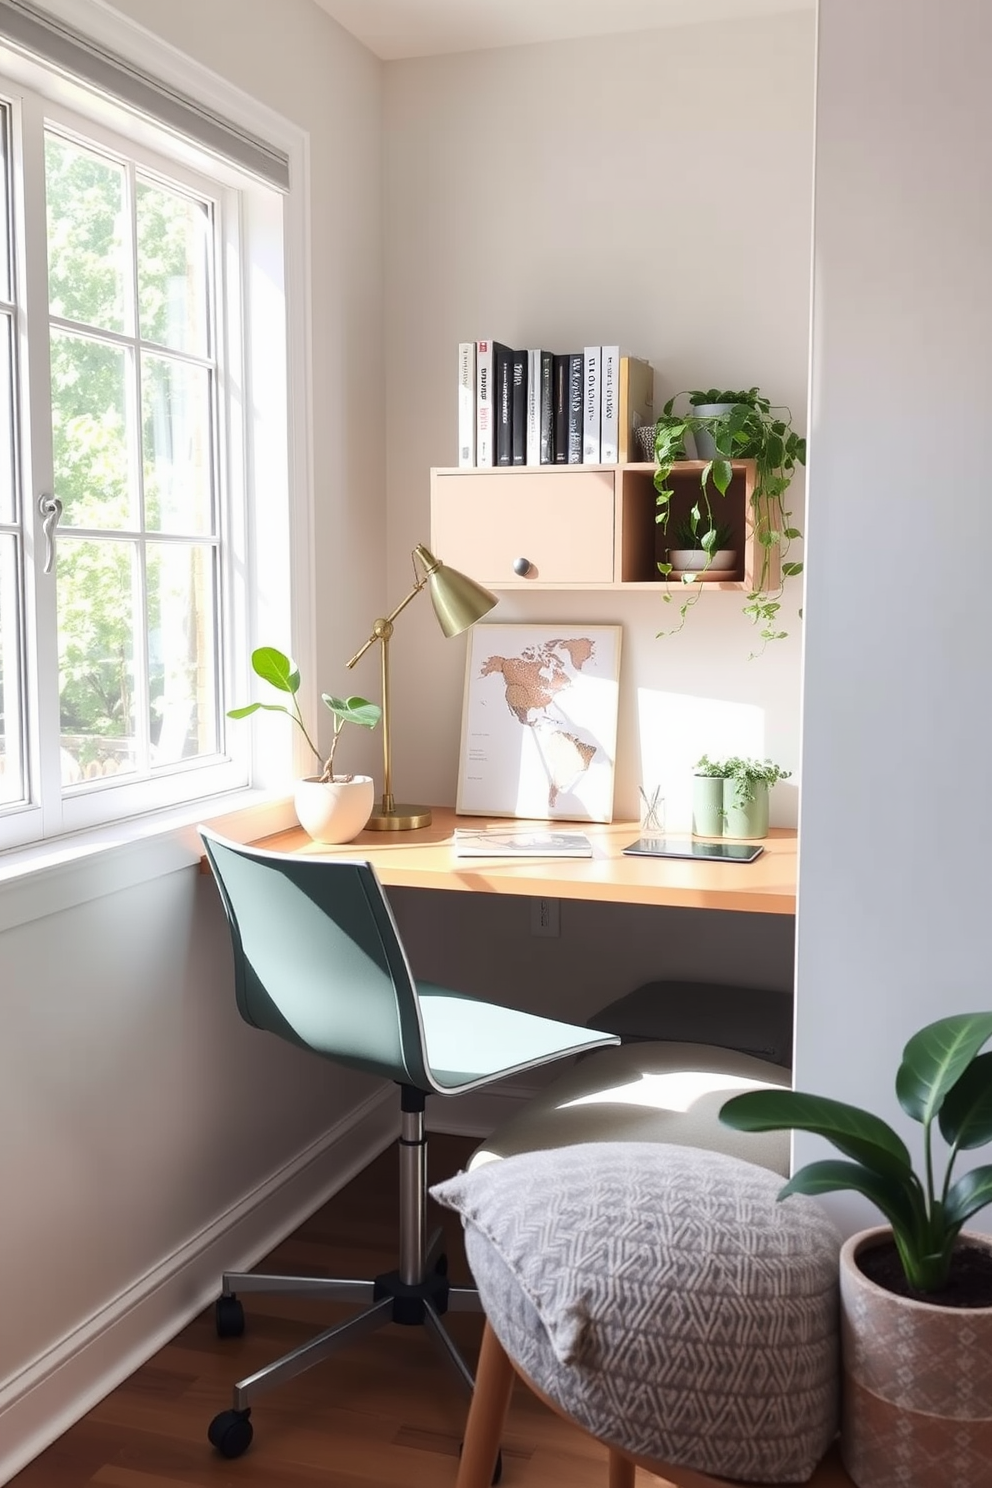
[720,1012,992,1488]
[229,646,382,844]
[651,387,805,652]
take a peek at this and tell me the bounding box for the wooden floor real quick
[11,1133,655,1488]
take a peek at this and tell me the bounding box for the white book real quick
[457,342,476,467]
[475,340,494,468]
[582,345,601,463]
[600,344,620,463]
[453,828,593,858]
[525,349,541,466]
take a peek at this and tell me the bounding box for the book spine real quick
[494,343,514,466]
[525,349,541,466]
[582,345,601,463]
[511,349,528,465]
[567,351,583,464]
[600,344,620,463]
[476,340,493,468]
[552,353,570,463]
[457,341,476,467]
[540,351,554,463]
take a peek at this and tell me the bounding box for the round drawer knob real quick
[512,557,532,577]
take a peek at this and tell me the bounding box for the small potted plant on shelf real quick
[228,646,382,844]
[651,387,805,652]
[720,1011,992,1488]
[692,753,791,839]
[667,515,737,578]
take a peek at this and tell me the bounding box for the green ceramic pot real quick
[723,778,769,839]
[692,775,725,837]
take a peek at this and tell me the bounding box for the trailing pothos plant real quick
[651,387,806,653]
[720,1012,992,1295]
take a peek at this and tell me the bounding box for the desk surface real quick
[246,808,796,916]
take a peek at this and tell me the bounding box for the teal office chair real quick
[199,828,619,1461]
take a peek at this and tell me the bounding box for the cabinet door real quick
[430,469,616,585]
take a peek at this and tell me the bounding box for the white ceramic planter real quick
[293,775,375,844]
[668,548,737,572]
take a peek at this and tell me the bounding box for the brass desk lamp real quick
[346,543,497,830]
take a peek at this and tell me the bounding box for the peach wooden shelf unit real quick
[430,459,778,594]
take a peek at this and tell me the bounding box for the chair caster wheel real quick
[208,1407,253,1458]
[458,1443,502,1484]
[215,1295,245,1337]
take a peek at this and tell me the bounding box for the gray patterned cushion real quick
[432,1142,840,1484]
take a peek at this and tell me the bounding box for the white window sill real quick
[0,790,299,933]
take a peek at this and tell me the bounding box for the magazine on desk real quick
[452,828,594,858]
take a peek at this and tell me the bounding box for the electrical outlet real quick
[530,896,560,937]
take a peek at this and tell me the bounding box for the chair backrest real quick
[200,828,434,1090]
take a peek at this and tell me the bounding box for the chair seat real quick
[417,984,613,1090]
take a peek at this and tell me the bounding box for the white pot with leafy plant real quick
[721,1012,992,1488]
[667,515,737,579]
[692,754,791,839]
[228,646,382,844]
[651,386,805,651]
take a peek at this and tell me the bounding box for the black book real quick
[567,351,584,464]
[539,351,554,464]
[494,344,514,466]
[511,350,528,465]
[552,353,570,463]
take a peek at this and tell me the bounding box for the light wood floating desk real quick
[242,807,797,917]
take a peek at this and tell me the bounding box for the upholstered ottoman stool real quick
[434,1142,841,1488]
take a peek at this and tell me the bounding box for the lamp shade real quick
[414,544,498,638]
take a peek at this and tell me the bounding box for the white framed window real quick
[0,4,311,854]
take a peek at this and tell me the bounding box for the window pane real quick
[143,354,213,533]
[0,314,13,524]
[58,538,137,784]
[137,179,210,357]
[148,542,217,765]
[50,331,132,528]
[45,135,125,333]
[0,534,23,804]
[0,106,10,304]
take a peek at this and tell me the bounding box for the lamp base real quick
[365,803,432,831]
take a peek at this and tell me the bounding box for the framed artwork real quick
[456,623,622,823]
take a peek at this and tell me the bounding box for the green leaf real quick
[895,1013,992,1124]
[783,528,802,540]
[782,561,804,577]
[944,1164,992,1228]
[711,459,733,495]
[719,1088,914,1175]
[226,702,262,719]
[780,1159,922,1239]
[939,1052,992,1149]
[321,693,382,729]
[251,646,300,694]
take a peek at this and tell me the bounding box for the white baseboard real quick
[0,1086,398,1488]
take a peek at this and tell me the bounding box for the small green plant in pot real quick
[652,387,805,651]
[692,754,791,839]
[229,646,382,843]
[720,1012,992,1488]
[668,515,737,576]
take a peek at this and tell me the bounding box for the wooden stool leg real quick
[608,1446,637,1488]
[456,1321,515,1488]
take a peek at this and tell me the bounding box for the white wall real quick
[796,0,992,1233]
[0,3,389,1480]
[377,13,812,1025]
[382,11,815,829]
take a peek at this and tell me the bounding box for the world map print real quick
[457,625,621,823]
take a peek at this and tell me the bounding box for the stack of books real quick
[458,343,654,470]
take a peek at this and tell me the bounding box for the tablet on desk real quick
[623,837,765,863]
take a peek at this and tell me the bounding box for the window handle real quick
[39,493,63,575]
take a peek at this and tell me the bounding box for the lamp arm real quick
[345,575,428,671]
